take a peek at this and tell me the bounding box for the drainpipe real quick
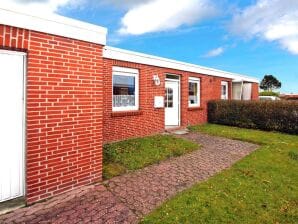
[240,80,244,100]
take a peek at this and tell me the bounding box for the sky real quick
[2,0,298,93]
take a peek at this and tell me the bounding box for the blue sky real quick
[4,0,298,93]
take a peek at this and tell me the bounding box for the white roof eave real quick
[103,46,259,83]
[0,5,107,45]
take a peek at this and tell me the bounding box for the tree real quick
[260,75,281,91]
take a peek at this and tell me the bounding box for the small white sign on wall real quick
[154,96,164,108]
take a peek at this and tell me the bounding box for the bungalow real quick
[102,47,258,142]
[0,6,259,205]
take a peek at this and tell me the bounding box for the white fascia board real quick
[0,49,26,56]
[0,6,107,45]
[113,66,139,74]
[104,46,259,83]
[189,77,200,81]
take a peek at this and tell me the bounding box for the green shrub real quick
[259,91,279,96]
[207,100,298,134]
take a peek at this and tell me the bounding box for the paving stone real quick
[0,185,137,224]
[0,132,258,223]
[106,132,258,218]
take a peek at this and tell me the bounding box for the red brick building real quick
[0,7,259,205]
[102,47,259,142]
[280,94,298,101]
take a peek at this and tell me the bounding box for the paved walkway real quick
[0,132,258,224]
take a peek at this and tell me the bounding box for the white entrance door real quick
[221,81,228,100]
[242,83,252,100]
[0,50,25,202]
[165,80,179,126]
[232,82,243,100]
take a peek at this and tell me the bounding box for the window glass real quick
[221,85,226,96]
[221,81,228,100]
[112,67,139,111]
[113,75,135,107]
[188,78,200,107]
[165,88,173,108]
[189,82,198,105]
[166,74,179,80]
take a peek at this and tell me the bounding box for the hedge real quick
[207,100,298,134]
[259,91,279,97]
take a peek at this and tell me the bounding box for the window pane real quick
[166,74,179,80]
[221,85,226,95]
[221,83,228,100]
[165,87,173,108]
[189,81,198,105]
[113,75,136,107]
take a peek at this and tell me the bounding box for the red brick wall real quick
[251,83,259,100]
[103,59,233,143]
[0,25,104,204]
[103,60,165,143]
[181,76,232,127]
[0,24,259,204]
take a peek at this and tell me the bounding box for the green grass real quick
[142,124,298,224]
[103,134,199,180]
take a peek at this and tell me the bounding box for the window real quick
[165,87,173,108]
[112,66,139,111]
[221,81,228,100]
[188,77,200,107]
[166,74,180,80]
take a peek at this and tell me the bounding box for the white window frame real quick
[188,77,200,107]
[221,81,229,100]
[112,66,139,112]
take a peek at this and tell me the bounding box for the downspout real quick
[240,80,244,100]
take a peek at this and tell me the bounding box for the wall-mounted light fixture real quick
[153,74,161,86]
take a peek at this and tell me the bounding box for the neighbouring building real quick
[280,94,298,101]
[0,6,259,205]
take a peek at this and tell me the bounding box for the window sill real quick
[187,107,204,111]
[111,110,143,117]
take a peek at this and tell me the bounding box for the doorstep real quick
[165,126,189,135]
[0,197,25,215]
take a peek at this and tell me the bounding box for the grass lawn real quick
[142,124,298,224]
[103,134,199,179]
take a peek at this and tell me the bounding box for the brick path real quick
[0,132,258,223]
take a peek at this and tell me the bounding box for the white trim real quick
[112,67,139,112]
[188,77,201,107]
[0,49,26,56]
[22,52,27,199]
[221,81,229,100]
[0,6,107,45]
[112,66,139,74]
[165,78,180,82]
[165,77,181,126]
[189,77,200,81]
[166,74,181,126]
[0,50,26,201]
[103,46,259,83]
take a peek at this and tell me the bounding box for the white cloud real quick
[118,0,218,35]
[0,0,84,15]
[102,0,153,9]
[230,0,298,55]
[203,47,224,57]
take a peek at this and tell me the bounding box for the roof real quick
[103,46,259,83]
[0,5,259,83]
[0,5,107,45]
[280,94,298,100]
